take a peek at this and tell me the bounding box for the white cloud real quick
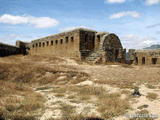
[146,0,160,5]
[121,34,156,49]
[143,40,153,45]
[58,26,89,32]
[105,0,126,4]
[0,14,60,28]
[0,34,34,45]
[109,11,140,19]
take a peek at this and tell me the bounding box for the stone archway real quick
[99,33,124,62]
[99,33,122,51]
[85,33,125,64]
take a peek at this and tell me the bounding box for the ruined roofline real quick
[31,27,97,43]
[0,42,19,48]
[96,31,109,35]
[135,49,160,53]
[16,40,30,44]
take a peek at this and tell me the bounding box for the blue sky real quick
[0,0,160,49]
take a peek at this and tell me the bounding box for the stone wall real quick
[129,49,160,65]
[30,29,82,58]
[0,43,22,57]
[30,28,98,59]
[0,28,127,64]
[94,32,109,51]
[79,30,97,59]
[0,41,30,57]
[85,33,126,63]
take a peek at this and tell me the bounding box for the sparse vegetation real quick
[121,89,131,95]
[130,110,154,120]
[0,55,160,119]
[145,83,156,89]
[55,93,65,97]
[146,92,158,100]
[97,92,130,119]
[59,103,76,119]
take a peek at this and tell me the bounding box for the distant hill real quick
[144,44,160,49]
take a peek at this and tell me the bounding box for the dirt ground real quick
[0,55,160,120]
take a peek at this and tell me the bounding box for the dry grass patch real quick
[0,59,88,86]
[0,59,47,119]
[130,110,155,120]
[51,71,89,85]
[26,55,66,63]
[77,86,106,96]
[0,92,45,120]
[55,93,65,98]
[59,103,76,120]
[146,92,158,100]
[121,64,134,68]
[76,86,106,101]
[65,86,130,119]
[94,79,136,89]
[52,86,67,94]
[67,95,76,99]
[97,92,130,119]
[69,99,81,104]
[145,83,156,89]
[121,89,131,95]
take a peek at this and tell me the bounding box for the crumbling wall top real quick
[96,32,109,36]
[135,49,160,53]
[32,28,97,43]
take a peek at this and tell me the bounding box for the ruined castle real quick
[1,28,160,65]
[0,28,126,64]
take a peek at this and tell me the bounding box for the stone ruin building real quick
[0,41,30,57]
[1,28,160,65]
[30,28,126,63]
[0,28,126,64]
[129,49,160,65]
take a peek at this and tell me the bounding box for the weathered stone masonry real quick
[30,28,126,63]
[0,41,30,57]
[0,28,126,64]
[129,49,160,65]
